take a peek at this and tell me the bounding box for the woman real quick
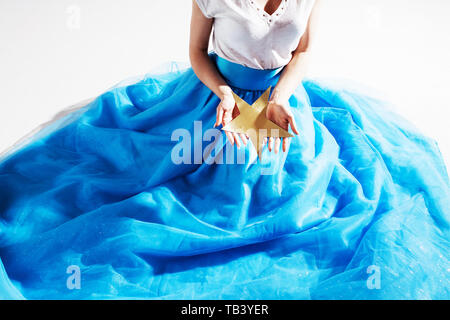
[190,0,313,153]
[0,0,448,299]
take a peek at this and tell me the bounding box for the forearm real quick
[271,0,320,104]
[189,47,233,100]
[271,50,312,104]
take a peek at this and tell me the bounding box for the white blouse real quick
[195,0,316,70]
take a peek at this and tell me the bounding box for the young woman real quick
[0,0,448,300]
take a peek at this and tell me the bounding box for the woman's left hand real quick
[265,99,299,153]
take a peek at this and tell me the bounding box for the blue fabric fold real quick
[0,52,449,299]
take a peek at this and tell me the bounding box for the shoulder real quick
[290,0,317,20]
[296,0,317,11]
[195,0,243,19]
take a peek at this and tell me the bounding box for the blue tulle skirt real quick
[0,52,449,299]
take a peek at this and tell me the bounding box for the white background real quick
[0,0,449,169]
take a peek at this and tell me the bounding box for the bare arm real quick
[189,1,231,100]
[189,0,246,147]
[270,0,321,103]
[266,0,321,153]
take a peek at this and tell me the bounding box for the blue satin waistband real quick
[209,52,284,91]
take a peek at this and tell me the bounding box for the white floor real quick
[1,0,449,171]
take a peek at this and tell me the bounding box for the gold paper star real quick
[222,86,293,159]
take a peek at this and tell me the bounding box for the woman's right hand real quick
[214,93,248,148]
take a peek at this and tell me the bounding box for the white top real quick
[195,0,316,70]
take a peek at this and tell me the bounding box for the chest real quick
[252,0,284,16]
[214,0,304,44]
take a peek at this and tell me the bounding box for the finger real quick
[261,137,267,151]
[233,132,241,148]
[274,138,281,154]
[239,133,248,146]
[260,138,266,150]
[225,130,234,145]
[214,107,219,127]
[282,137,290,152]
[216,107,224,128]
[222,109,233,126]
[288,115,300,135]
[268,137,274,152]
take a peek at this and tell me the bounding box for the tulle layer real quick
[0,53,449,299]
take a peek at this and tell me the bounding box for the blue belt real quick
[209,52,284,91]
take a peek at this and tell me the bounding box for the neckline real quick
[248,0,289,25]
